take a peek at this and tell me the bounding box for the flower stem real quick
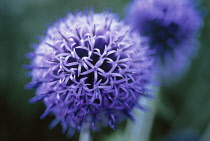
[79,126,92,141]
[124,89,158,141]
[200,119,210,141]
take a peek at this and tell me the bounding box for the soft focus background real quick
[0,0,209,141]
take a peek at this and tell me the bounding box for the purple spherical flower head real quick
[25,11,152,135]
[127,0,202,82]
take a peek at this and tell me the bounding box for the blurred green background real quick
[0,0,209,141]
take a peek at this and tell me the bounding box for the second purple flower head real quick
[127,0,203,82]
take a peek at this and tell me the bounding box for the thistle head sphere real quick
[27,11,151,133]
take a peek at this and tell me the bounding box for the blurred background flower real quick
[126,0,203,83]
[0,0,210,141]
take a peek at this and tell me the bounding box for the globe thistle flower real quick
[126,0,202,81]
[25,11,152,135]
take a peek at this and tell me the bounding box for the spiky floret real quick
[126,0,202,81]
[26,11,152,135]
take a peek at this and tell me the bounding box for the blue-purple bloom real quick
[127,0,202,81]
[26,11,152,135]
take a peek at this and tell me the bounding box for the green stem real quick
[124,89,158,141]
[200,120,210,141]
[79,126,92,141]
